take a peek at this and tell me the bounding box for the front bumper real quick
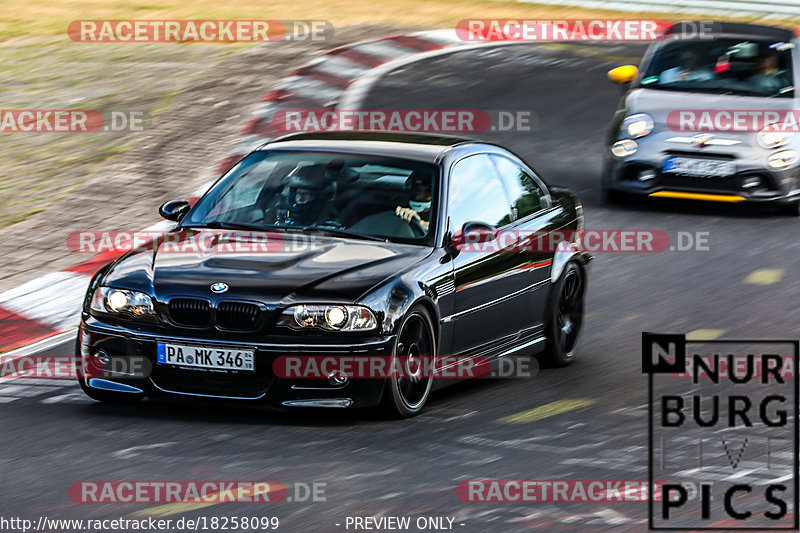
[603,139,800,206]
[79,318,395,408]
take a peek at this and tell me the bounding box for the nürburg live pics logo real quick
[643,332,799,530]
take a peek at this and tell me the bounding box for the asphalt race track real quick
[2,42,799,532]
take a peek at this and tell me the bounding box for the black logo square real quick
[642,332,686,374]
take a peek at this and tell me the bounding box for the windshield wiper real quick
[181,221,284,232]
[301,225,387,242]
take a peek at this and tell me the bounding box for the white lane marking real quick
[338,40,528,111]
[143,220,176,233]
[413,29,462,46]
[1,330,76,359]
[0,384,63,397]
[278,76,341,104]
[0,378,72,386]
[0,271,89,330]
[311,55,373,79]
[111,442,178,459]
[350,40,421,60]
[251,102,283,120]
[236,134,272,155]
[41,392,93,404]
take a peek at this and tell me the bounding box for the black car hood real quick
[101,230,432,303]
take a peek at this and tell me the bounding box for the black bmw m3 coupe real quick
[77,132,591,417]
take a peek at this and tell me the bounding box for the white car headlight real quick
[90,287,155,317]
[768,150,799,169]
[611,139,638,158]
[281,304,377,331]
[758,126,794,149]
[622,113,654,139]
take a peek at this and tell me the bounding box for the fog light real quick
[95,350,110,367]
[768,150,799,169]
[327,371,348,386]
[638,169,656,181]
[611,139,638,158]
[741,176,761,189]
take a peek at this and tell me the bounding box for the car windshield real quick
[183,150,439,244]
[640,38,795,97]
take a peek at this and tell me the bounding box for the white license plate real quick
[663,157,735,177]
[156,342,254,372]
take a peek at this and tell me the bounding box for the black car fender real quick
[358,276,441,340]
[551,245,593,284]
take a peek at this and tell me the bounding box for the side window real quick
[490,155,547,219]
[448,154,513,231]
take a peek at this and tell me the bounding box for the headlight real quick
[758,126,794,149]
[622,113,654,139]
[90,287,155,317]
[281,304,378,331]
[611,139,638,158]
[768,150,799,169]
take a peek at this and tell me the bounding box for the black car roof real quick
[262,131,481,163]
[665,21,796,41]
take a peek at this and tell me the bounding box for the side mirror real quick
[159,200,190,222]
[608,65,638,84]
[461,221,498,243]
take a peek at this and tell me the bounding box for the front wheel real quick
[782,201,800,217]
[542,262,586,367]
[382,307,436,418]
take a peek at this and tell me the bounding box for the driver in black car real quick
[395,171,432,233]
[274,164,341,227]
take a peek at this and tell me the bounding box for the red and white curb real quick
[0,29,471,354]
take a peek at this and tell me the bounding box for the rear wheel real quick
[542,262,586,367]
[382,307,436,418]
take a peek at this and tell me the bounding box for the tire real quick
[782,201,800,217]
[602,186,626,205]
[381,307,436,418]
[542,262,586,367]
[74,335,143,404]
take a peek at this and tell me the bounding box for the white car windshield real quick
[641,38,795,97]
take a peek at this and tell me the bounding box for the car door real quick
[489,154,558,327]
[445,153,529,357]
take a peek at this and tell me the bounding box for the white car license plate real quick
[663,157,735,178]
[156,342,255,372]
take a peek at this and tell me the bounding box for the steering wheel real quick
[408,216,427,237]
